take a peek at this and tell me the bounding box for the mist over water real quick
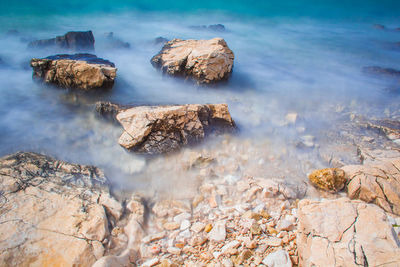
[1,2,400,196]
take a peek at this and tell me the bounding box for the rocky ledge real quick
[151,38,234,84]
[28,31,95,51]
[31,54,117,90]
[0,152,123,266]
[112,103,235,154]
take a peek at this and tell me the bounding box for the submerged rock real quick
[190,24,226,32]
[357,117,400,141]
[308,168,346,193]
[115,104,235,154]
[28,31,95,51]
[342,157,400,215]
[154,36,169,45]
[0,152,120,266]
[363,66,400,79]
[104,32,130,49]
[297,198,400,267]
[151,38,234,84]
[373,24,385,29]
[31,54,117,90]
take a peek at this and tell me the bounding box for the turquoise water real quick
[0,1,399,190]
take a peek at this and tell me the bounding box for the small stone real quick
[180,220,191,231]
[222,258,233,267]
[285,113,298,125]
[264,237,283,247]
[308,168,346,193]
[209,194,221,208]
[167,247,181,255]
[163,222,180,230]
[234,249,252,265]
[250,223,262,235]
[191,222,206,233]
[237,180,251,192]
[276,219,294,232]
[175,242,185,249]
[148,244,161,254]
[204,223,213,233]
[243,237,257,249]
[221,240,241,255]
[142,258,160,267]
[174,212,191,224]
[200,251,214,260]
[262,249,292,267]
[260,210,271,219]
[242,210,262,221]
[208,221,226,242]
[192,195,204,208]
[142,232,166,244]
[190,234,208,246]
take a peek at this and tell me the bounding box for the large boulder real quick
[342,157,400,215]
[28,31,95,51]
[297,198,400,267]
[31,54,117,90]
[114,104,235,154]
[0,152,122,266]
[151,38,234,84]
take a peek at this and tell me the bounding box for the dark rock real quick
[104,32,130,49]
[154,36,169,45]
[190,24,226,32]
[31,53,117,90]
[363,66,400,79]
[373,24,385,29]
[28,31,95,51]
[95,101,130,121]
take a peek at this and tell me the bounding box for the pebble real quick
[163,222,180,230]
[208,221,226,242]
[262,249,292,267]
[173,212,191,224]
[250,223,262,235]
[142,232,166,244]
[263,237,283,247]
[221,240,241,255]
[191,222,206,233]
[276,219,294,232]
[204,223,213,233]
[180,219,191,231]
[142,258,159,267]
[167,247,181,255]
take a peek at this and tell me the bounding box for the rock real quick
[31,54,117,90]
[115,104,235,154]
[262,250,292,267]
[263,237,283,247]
[142,258,160,267]
[250,223,262,235]
[308,168,347,193]
[167,247,181,255]
[285,112,298,125]
[142,232,166,244]
[204,223,213,233]
[373,24,385,29]
[0,152,117,266]
[208,221,226,242]
[363,66,400,79]
[276,219,294,232]
[342,157,400,215]
[163,222,180,230]
[190,24,226,32]
[95,101,126,121]
[173,212,191,224]
[151,38,234,84]
[28,31,95,51]
[297,198,400,267]
[154,37,169,45]
[191,222,206,233]
[180,219,191,230]
[256,178,307,200]
[104,32,130,49]
[357,118,400,141]
[221,240,240,255]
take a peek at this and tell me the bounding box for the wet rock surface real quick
[31,53,117,90]
[28,31,95,51]
[115,104,236,154]
[151,38,234,84]
[297,197,400,267]
[0,152,120,266]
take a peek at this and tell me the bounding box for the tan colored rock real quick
[0,152,117,267]
[342,157,400,215]
[31,54,117,90]
[116,104,235,154]
[297,198,400,267]
[308,168,346,192]
[151,38,234,83]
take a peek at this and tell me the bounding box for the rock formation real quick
[31,54,117,90]
[297,198,400,267]
[28,31,95,51]
[114,104,235,154]
[342,157,400,215]
[151,38,234,84]
[0,152,123,266]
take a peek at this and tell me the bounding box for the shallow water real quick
[0,3,400,196]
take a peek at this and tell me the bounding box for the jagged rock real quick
[151,38,234,84]
[31,54,117,90]
[363,66,400,79]
[0,152,120,266]
[95,101,126,121]
[115,104,235,154]
[342,157,400,215]
[190,24,226,32]
[104,32,130,49]
[308,168,347,192]
[28,31,95,51]
[297,198,400,267]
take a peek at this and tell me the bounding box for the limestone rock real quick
[31,54,117,90]
[342,157,400,215]
[0,152,118,267]
[308,168,346,192]
[297,198,400,267]
[262,249,292,267]
[151,38,234,84]
[28,31,95,51]
[115,104,235,154]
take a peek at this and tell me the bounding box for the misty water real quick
[1,3,400,197]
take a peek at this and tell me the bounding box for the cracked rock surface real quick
[342,157,400,216]
[115,104,235,154]
[151,38,234,84]
[0,152,122,267]
[31,53,117,90]
[297,197,400,267]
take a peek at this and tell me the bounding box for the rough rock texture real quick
[28,31,95,51]
[297,198,400,267]
[115,104,235,154]
[0,152,122,267]
[151,38,234,84]
[31,54,117,90]
[342,157,400,215]
[308,168,347,192]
